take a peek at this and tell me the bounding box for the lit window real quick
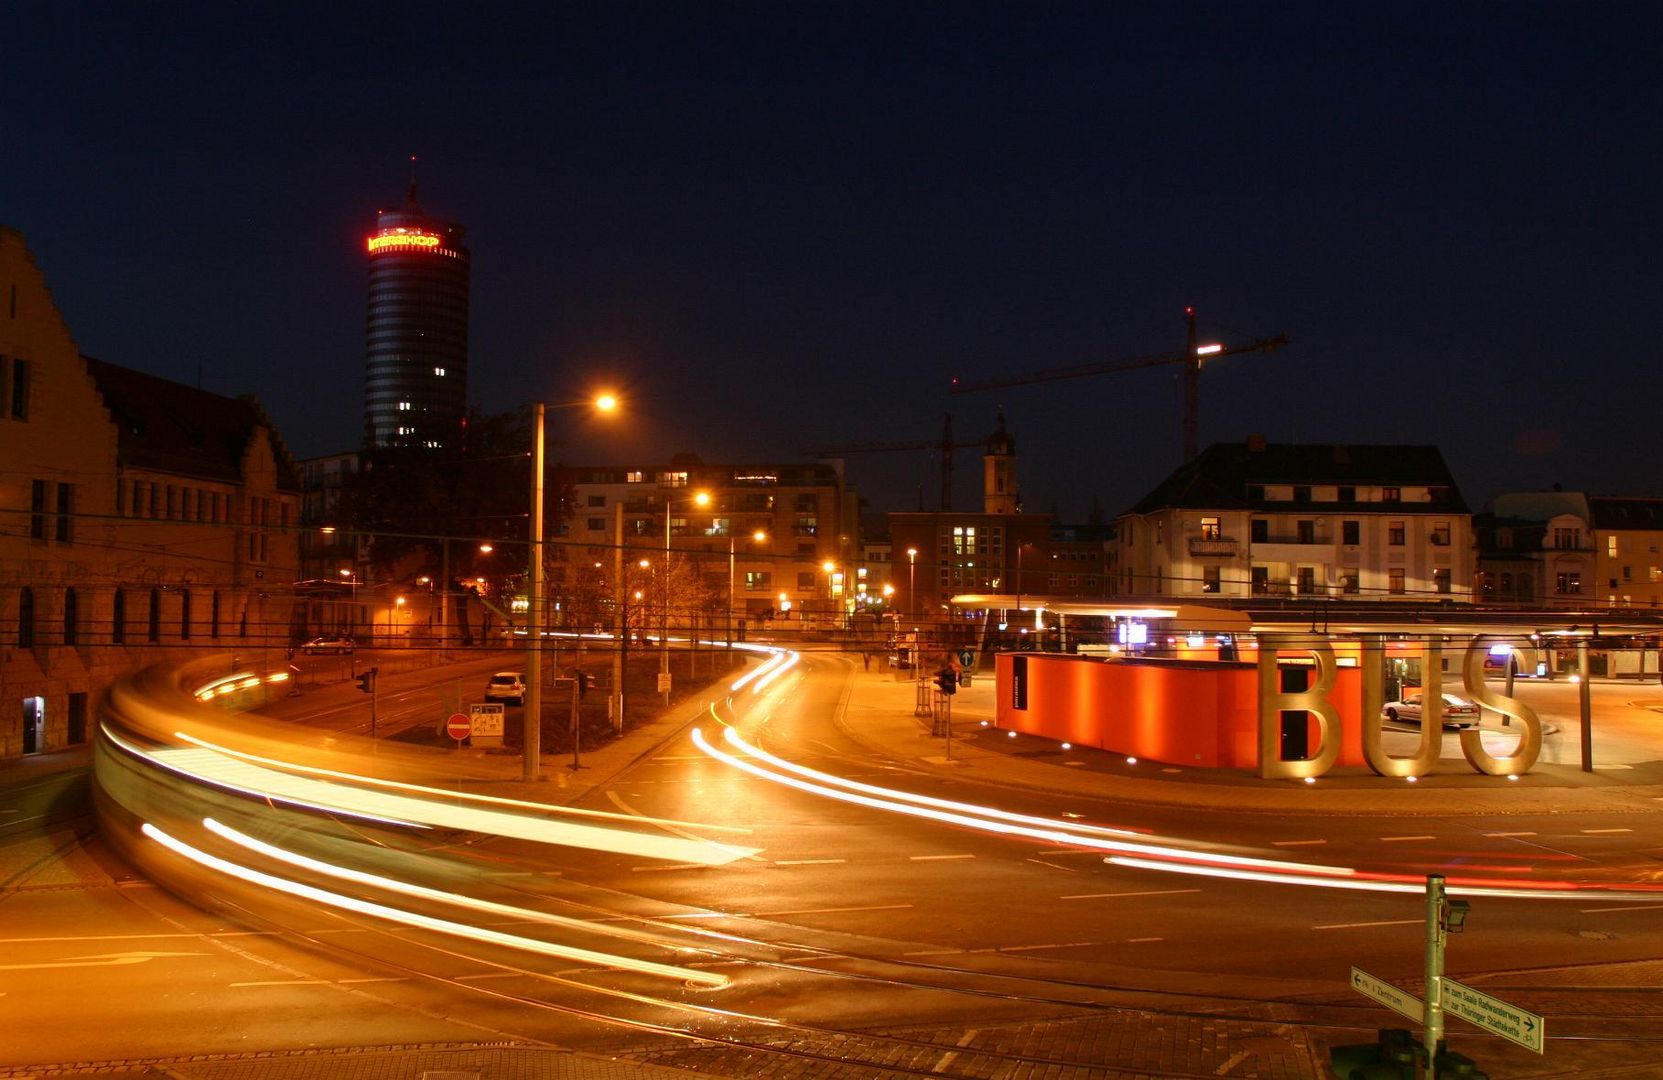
[434,367,446,377]
[397,401,411,411]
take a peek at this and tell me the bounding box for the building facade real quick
[1112,441,1474,602]
[553,458,856,626]
[0,227,301,759]
[1484,492,1663,609]
[364,181,469,449]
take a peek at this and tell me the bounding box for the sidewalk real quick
[833,659,1663,817]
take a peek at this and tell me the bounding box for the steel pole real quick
[662,502,671,706]
[524,403,545,782]
[612,500,625,733]
[1579,639,1593,772]
[1424,873,1446,1075]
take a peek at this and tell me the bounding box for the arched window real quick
[113,588,126,644]
[63,587,78,646]
[148,587,161,642]
[18,587,35,648]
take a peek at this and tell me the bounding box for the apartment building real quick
[1112,440,1473,601]
[1485,491,1663,608]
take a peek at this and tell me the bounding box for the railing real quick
[1187,537,1239,556]
[1252,534,1332,546]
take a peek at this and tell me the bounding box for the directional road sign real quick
[1441,977,1545,1053]
[1350,967,1423,1023]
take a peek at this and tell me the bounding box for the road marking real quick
[1215,1049,1252,1073]
[753,904,913,917]
[1000,941,1101,952]
[931,1028,979,1074]
[1578,903,1663,914]
[1060,888,1201,900]
[0,951,205,971]
[1272,839,1327,847]
[774,858,846,865]
[902,948,963,957]
[909,854,975,861]
[1485,831,1538,837]
[1314,919,1422,930]
[1580,827,1634,834]
[230,980,328,987]
[1127,937,1164,943]
[630,863,712,873]
[1379,835,1436,842]
[337,977,405,984]
[1027,858,1080,873]
[0,932,263,944]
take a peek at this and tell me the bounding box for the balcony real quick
[1187,536,1239,557]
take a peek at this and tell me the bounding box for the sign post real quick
[1349,967,1422,1024]
[468,703,505,748]
[1442,977,1545,1054]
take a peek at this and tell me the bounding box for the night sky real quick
[8,4,1661,523]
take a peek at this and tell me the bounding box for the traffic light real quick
[354,667,377,694]
[1327,1029,1418,1079]
[575,670,591,698]
[935,667,957,696]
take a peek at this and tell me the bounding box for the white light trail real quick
[142,822,727,987]
[692,727,1343,875]
[108,723,757,865]
[203,818,694,951]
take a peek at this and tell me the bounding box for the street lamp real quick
[662,490,711,705]
[526,392,619,781]
[906,547,918,618]
[728,529,767,648]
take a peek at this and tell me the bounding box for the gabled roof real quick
[84,357,301,491]
[1123,442,1467,516]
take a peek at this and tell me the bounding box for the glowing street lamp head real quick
[638,558,651,569]
[752,530,768,543]
[478,542,494,554]
[906,547,918,561]
[593,392,619,413]
[339,568,352,579]
[693,490,712,508]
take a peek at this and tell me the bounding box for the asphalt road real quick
[4,650,1663,1077]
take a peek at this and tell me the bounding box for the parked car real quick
[301,636,355,655]
[485,672,527,706]
[1382,689,1481,729]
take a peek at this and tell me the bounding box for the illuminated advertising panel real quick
[367,232,443,253]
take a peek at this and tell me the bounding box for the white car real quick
[1382,690,1480,729]
[484,672,526,706]
[301,636,355,655]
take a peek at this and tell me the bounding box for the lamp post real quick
[526,392,618,782]
[727,529,767,649]
[906,547,918,619]
[661,490,712,706]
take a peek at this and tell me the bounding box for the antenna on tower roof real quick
[406,154,420,208]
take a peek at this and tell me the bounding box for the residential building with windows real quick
[553,457,855,625]
[1485,491,1663,609]
[1111,440,1473,602]
[0,227,301,759]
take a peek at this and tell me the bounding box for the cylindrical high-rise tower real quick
[364,180,469,449]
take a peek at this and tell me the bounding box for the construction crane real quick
[804,413,992,512]
[950,308,1288,462]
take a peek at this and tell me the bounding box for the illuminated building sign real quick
[367,232,443,253]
